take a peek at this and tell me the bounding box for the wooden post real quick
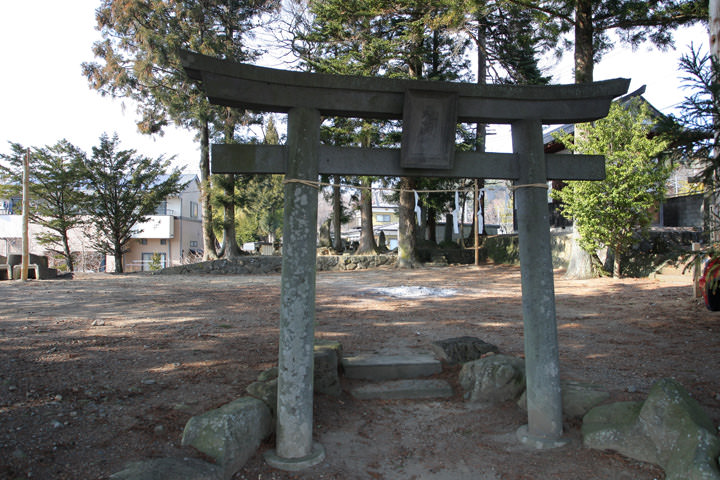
[692,242,702,298]
[474,179,480,266]
[21,148,30,281]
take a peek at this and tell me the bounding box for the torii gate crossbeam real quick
[182,51,629,469]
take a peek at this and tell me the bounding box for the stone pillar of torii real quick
[182,51,629,470]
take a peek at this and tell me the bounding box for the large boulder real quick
[459,354,525,403]
[110,458,222,480]
[518,380,610,419]
[181,397,272,480]
[582,378,720,480]
[430,336,499,365]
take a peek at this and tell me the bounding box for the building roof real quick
[543,85,665,153]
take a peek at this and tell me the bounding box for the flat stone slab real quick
[350,379,453,400]
[341,354,442,381]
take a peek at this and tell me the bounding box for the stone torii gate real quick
[182,51,629,469]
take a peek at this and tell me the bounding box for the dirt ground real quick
[1,263,718,480]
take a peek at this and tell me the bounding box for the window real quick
[189,240,198,248]
[155,201,168,215]
[160,239,167,245]
[141,252,166,271]
[139,239,148,245]
[190,201,199,218]
[376,214,391,222]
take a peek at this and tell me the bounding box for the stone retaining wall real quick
[156,254,397,275]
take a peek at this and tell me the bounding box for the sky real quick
[0,1,710,174]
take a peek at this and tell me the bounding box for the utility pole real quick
[21,148,30,281]
[474,180,480,266]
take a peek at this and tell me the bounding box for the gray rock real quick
[246,379,277,418]
[582,378,720,480]
[256,367,278,383]
[109,457,222,480]
[430,336,499,365]
[518,379,610,419]
[181,397,272,479]
[459,354,525,403]
[314,339,343,362]
[314,348,341,396]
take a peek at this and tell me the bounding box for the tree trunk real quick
[427,207,437,244]
[113,243,123,273]
[332,176,343,252]
[220,174,242,259]
[357,178,377,254]
[565,0,596,279]
[62,233,74,272]
[200,121,218,260]
[220,113,242,259]
[398,177,418,268]
[711,0,720,241]
[613,245,622,278]
[574,0,594,84]
[711,0,720,60]
[476,13,488,238]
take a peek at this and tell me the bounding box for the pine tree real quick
[83,0,278,261]
[82,133,186,273]
[0,140,87,271]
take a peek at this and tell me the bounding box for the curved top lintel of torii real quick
[181,51,629,125]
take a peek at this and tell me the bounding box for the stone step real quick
[350,379,453,400]
[341,354,442,381]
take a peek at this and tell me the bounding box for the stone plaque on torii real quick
[182,51,629,470]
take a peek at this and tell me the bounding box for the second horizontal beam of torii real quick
[211,144,605,180]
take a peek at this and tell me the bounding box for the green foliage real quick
[0,139,88,271]
[83,0,279,260]
[552,101,671,277]
[148,252,164,271]
[236,174,284,243]
[83,0,277,135]
[82,133,186,273]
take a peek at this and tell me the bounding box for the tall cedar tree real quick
[505,0,707,84]
[83,133,185,273]
[83,0,278,260]
[295,0,474,263]
[295,0,550,259]
[552,101,671,278]
[0,140,88,271]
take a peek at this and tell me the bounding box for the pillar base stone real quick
[516,425,569,450]
[264,442,325,471]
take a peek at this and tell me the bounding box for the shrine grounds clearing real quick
[0,264,717,479]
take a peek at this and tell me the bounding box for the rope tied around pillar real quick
[282,178,322,190]
[282,177,475,194]
[508,183,549,191]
